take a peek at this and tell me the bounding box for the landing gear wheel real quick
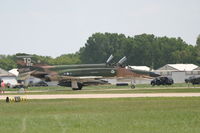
[131,84,135,89]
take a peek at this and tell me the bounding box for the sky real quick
[0,0,199,57]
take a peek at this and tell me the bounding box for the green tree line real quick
[80,33,200,69]
[0,33,200,70]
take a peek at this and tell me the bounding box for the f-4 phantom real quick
[16,55,159,90]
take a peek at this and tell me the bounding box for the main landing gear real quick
[72,82,83,90]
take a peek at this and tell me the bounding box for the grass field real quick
[0,97,200,133]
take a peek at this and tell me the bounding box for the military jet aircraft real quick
[16,54,159,90]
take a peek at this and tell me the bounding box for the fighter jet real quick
[16,54,159,90]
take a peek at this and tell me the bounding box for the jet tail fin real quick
[106,54,114,65]
[16,54,44,68]
[16,55,34,68]
[117,56,127,67]
[16,54,43,74]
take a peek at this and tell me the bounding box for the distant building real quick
[0,68,18,87]
[155,64,200,83]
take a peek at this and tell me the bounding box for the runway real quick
[1,93,200,100]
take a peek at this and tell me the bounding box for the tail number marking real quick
[23,58,33,66]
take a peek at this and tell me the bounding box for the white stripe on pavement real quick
[1,93,200,100]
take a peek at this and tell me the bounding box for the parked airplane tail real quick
[16,55,33,68]
[16,54,44,68]
[16,55,50,82]
[16,54,45,76]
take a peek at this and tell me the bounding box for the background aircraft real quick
[16,54,159,90]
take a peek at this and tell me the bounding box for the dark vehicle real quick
[151,77,174,86]
[185,76,200,85]
[185,76,195,83]
[29,81,48,87]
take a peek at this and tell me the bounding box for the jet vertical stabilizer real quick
[117,56,127,66]
[106,55,114,64]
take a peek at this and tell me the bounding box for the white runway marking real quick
[1,93,200,100]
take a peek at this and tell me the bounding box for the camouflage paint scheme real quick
[16,55,159,90]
